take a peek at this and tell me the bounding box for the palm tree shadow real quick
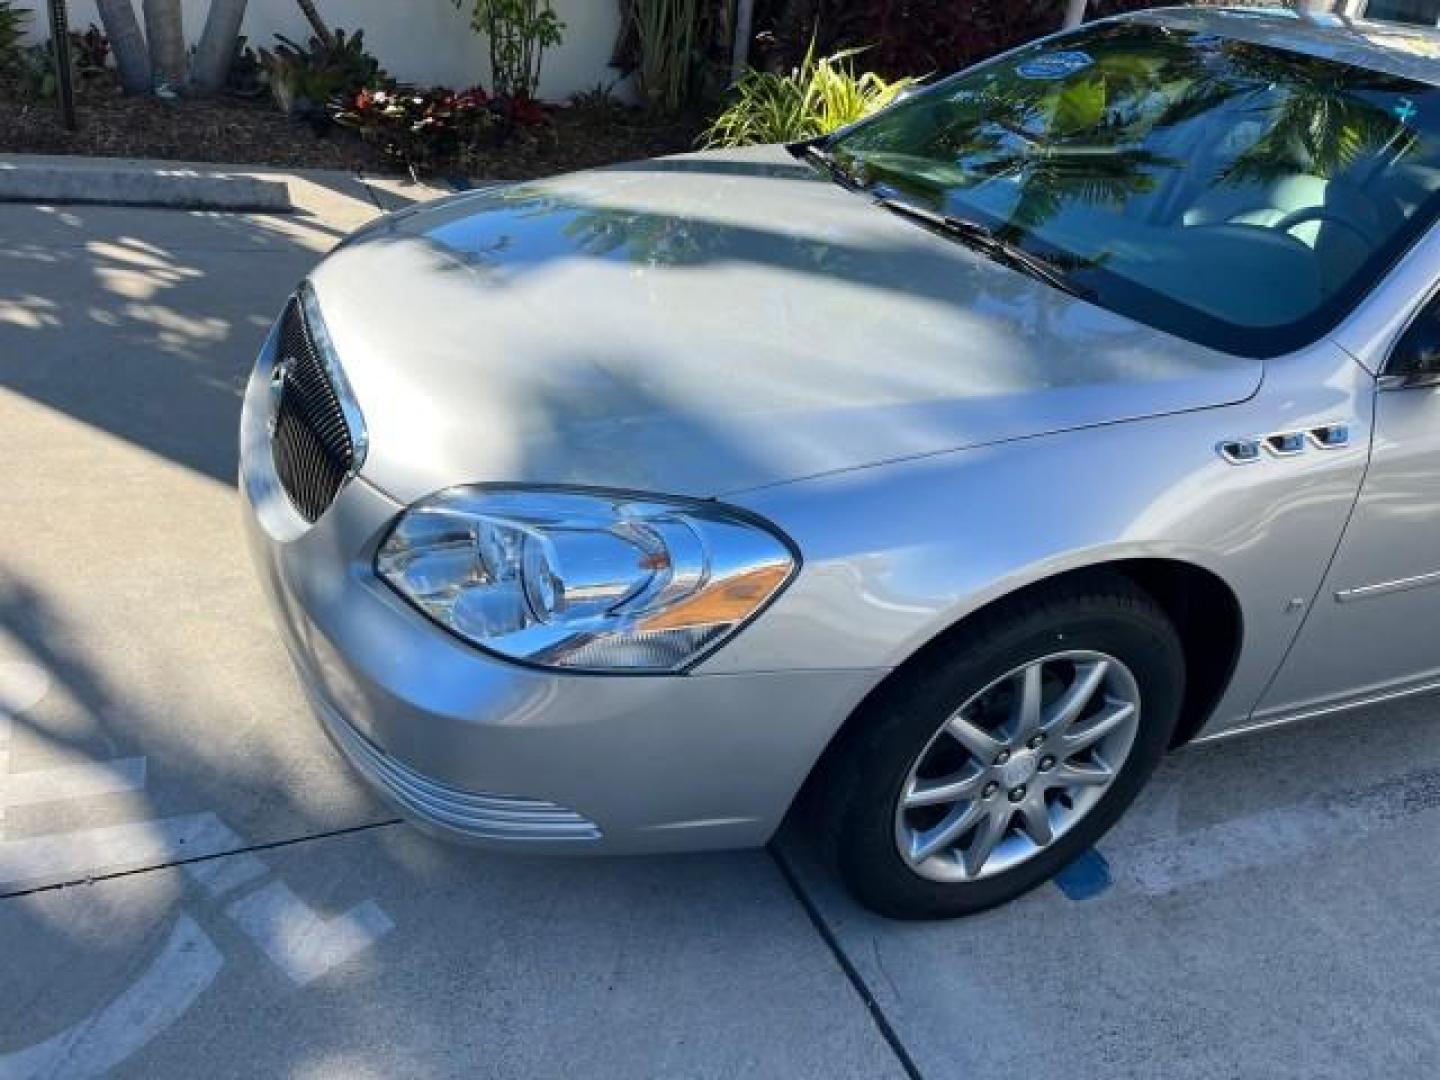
[0,204,342,485]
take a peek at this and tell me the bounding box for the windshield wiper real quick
[794,146,1093,301]
[871,193,1095,302]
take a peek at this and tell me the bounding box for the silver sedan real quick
[242,8,1440,918]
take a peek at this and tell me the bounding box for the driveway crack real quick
[768,842,925,1080]
[0,818,402,901]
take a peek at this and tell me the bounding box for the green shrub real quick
[631,0,700,113]
[701,44,917,149]
[14,41,61,100]
[450,0,564,102]
[69,24,110,78]
[0,0,30,72]
[259,27,382,118]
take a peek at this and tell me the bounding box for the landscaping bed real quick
[0,77,707,181]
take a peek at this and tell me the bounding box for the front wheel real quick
[824,575,1184,919]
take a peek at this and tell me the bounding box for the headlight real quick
[376,488,798,672]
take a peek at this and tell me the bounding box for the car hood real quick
[310,145,1262,502]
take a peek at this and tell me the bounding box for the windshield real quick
[826,21,1440,356]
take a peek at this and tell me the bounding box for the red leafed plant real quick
[335,85,496,175]
[751,0,1174,79]
[334,82,554,177]
[503,93,550,126]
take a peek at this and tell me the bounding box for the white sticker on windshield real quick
[1016,51,1094,81]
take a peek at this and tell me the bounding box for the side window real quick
[1364,0,1440,27]
[1387,291,1440,383]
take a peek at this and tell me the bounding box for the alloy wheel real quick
[893,650,1141,883]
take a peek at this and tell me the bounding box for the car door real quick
[1255,292,1440,721]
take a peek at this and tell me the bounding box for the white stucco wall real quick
[18,0,624,100]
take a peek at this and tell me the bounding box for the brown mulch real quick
[465,105,709,182]
[0,79,381,170]
[0,77,709,182]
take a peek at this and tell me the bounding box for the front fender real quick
[710,343,1374,734]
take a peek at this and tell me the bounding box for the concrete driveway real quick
[2,165,1438,1079]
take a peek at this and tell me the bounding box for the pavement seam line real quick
[767,843,926,1080]
[0,818,403,901]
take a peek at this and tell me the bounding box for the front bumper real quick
[240,336,877,854]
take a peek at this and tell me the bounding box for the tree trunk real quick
[1062,0,1088,30]
[294,0,333,46]
[143,0,185,87]
[95,0,152,94]
[731,0,755,84]
[191,0,249,94]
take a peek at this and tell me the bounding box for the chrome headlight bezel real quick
[375,485,801,675]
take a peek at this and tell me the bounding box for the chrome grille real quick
[270,295,355,523]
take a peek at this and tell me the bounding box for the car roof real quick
[1120,5,1440,87]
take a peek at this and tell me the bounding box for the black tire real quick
[823,572,1184,920]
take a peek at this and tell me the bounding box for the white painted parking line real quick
[225,880,395,986]
[0,757,147,809]
[0,812,241,893]
[0,654,395,1011]
[0,914,223,1080]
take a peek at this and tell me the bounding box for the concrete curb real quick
[0,162,293,212]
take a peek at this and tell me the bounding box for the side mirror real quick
[1385,313,1440,389]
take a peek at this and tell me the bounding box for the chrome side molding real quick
[1193,677,1440,747]
[1336,568,1440,604]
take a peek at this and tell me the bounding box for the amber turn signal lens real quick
[638,565,792,632]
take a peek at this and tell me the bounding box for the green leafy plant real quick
[225,34,266,98]
[69,24,110,77]
[259,27,382,118]
[451,0,564,101]
[630,0,699,113]
[569,80,620,112]
[701,44,917,149]
[0,0,30,74]
[13,40,71,100]
[294,0,334,46]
